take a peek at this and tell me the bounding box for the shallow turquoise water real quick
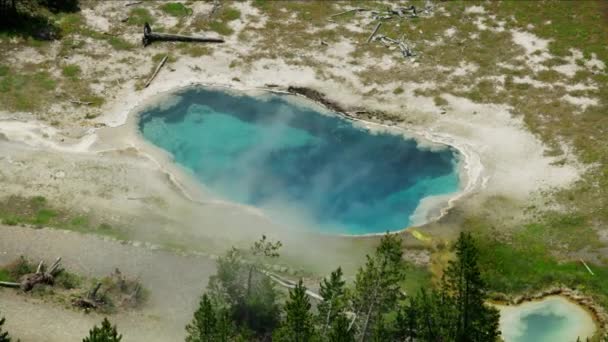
[498,297,596,342]
[138,87,460,234]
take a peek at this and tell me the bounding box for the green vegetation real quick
[159,2,191,18]
[0,256,146,316]
[0,195,128,240]
[0,68,57,111]
[191,6,241,36]
[187,233,498,341]
[127,7,154,26]
[83,318,122,342]
[465,216,608,308]
[107,37,134,51]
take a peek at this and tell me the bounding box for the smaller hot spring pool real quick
[138,87,461,235]
[497,296,596,342]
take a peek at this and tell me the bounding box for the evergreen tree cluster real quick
[0,232,499,341]
[0,312,11,342]
[186,232,501,341]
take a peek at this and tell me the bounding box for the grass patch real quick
[0,65,9,76]
[61,64,81,78]
[191,6,241,36]
[0,195,128,240]
[0,269,13,282]
[0,68,57,111]
[463,216,608,308]
[107,36,134,51]
[159,2,192,18]
[179,44,211,57]
[127,7,155,26]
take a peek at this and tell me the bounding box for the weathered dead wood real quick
[287,86,348,114]
[0,257,63,291]
[262,270,323,301]
[69,99,92,106]
[35,260,44,274]
[329,8,369,18]
[49,257,62,275]
[372,34,416,59]
[125,1,142,6]
[73,282,103,309]
[366,22,382,43]
[142,22,224,47]
[581,258,595,276]
[144,55,168,88]
[0,281,20,288]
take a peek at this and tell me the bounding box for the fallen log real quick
[125,1,142,6]
[144,55,168,88]
[70,99,92,106]
[287,86,347,114]
[0,281,20,288]
[142,22,224,47]
[366,22,382,43]
[580,258,595,276]
[262,270,323,301]
[329,7,369,18]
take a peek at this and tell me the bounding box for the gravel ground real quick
[0,224,216,342]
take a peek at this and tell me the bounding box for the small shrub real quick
[30,196,47,207]
[0,65,9,77]
[62,64,81,78]
[159,2,191,17]
[33,208,57,225]
[393,86,404,95]
[1,216,19,226]
[55,271,82,289]
[0,268,13,282]
[5,256,35,279]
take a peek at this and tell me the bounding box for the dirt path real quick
[0,224,216,341]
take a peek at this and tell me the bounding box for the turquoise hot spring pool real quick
[138,87,461,235]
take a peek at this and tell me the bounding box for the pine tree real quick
[441,232,500,342]
[351,233,404,340]
[206,238,281,337]
[327,314,355,342]
[83,318,122,342]
[0,313,11,342]
[317,267,346,338]
[186,294,218,342]
[215,308,237,342]
[275,279,315,342]
[394,297,418,341]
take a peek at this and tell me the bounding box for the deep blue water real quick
[138,87,460,234]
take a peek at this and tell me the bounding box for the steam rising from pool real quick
[138,87,460,235]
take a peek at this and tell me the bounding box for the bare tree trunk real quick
[142,22,224,47]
